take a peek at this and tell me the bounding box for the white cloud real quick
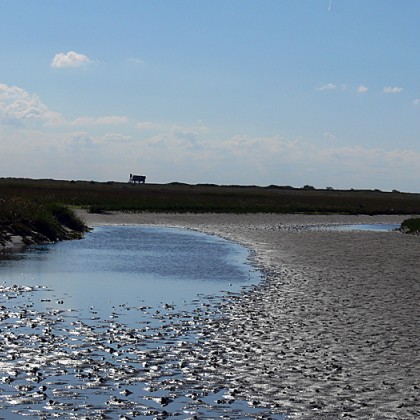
[144,124,209,151]
[0,84,418,189]
[128,58,145,65]
[221,135,304,160]
[137,122,163,131]
[65,132,133,151]
[71,116,128,126]
[51,51,92,68]
[1,111,419,190]
[357,85,368,94]
[0,83,63,125]
[383,86,403,94]
[323,131,336,141]
[100,133,132,143]
[139,130,420,188]
[211,135,420,188]
[0,83,134,134]
[316,83,337,91]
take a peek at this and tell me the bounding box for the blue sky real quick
[1,0,419,191]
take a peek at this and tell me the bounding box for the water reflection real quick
[0,226,260,325]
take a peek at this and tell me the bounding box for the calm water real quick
[0,226,260,321]
[0,226,284,419]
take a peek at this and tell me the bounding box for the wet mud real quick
[77,212,419,419]
[0,283,284,419]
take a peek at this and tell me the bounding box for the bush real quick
[50,204,87,232]
[400,217,420,234]
[33,218,60,241]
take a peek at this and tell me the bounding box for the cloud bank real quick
[0,83,62,125]
[1,83,419,191]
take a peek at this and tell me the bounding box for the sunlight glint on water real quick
[0,226,285,419]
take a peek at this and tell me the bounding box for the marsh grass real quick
[2,178,419,245]
[0,196,88,245]
[50,203,87,232]
[1,177,420,215]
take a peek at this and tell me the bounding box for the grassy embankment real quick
[1,177,419,244]
[0,196,88,246]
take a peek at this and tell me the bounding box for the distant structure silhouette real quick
[129,174,146,184]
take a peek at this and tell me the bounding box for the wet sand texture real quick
[80,212,420,418]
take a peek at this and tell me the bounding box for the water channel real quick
[0,226,284,419]
[0,223,398,418]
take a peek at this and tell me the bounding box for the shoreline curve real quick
[78,210,420,418]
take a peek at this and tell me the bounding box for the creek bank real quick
[0,202,88,248]
[0,226,85,248]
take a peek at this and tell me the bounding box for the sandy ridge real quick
[78,211,419,418]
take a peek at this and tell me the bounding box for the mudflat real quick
[80,211,420,418]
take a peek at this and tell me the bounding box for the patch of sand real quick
[78,211,420,418]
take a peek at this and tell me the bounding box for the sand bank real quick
[78,211,419,418]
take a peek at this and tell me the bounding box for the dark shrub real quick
[401,217,420,234]
[88,205,107,214]
[32,218,59,241]
[11,222,33,237]
[50,204,87,232]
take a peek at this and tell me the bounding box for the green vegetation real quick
[400,217,420,235]
[1,177,419,245]
[1,177,420,215]
[0,196,88,246]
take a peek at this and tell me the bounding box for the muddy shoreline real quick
[75,211,419,418]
